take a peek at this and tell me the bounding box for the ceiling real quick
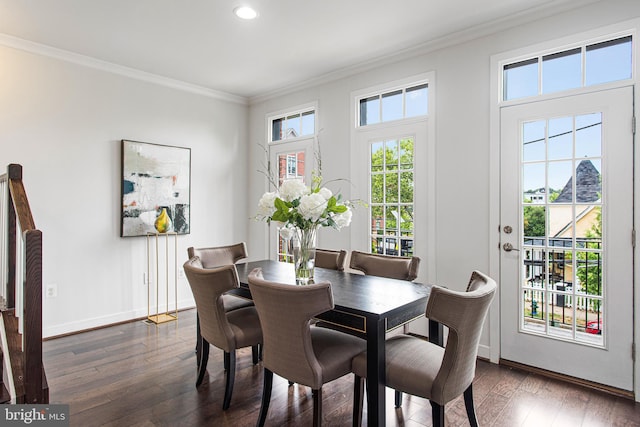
[0,0,595,101]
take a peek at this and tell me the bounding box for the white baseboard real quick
[43,298,195,338]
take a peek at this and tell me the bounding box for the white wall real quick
[248,0,640,360]
[0,44,250,337]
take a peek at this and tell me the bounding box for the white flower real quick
[298,193,328,222]
[318,187,332,200]
[333,208,353,229]
[257,191,278,218]
[279,226,294,240]
[279,179,308,202]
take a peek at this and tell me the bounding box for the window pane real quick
[576,113,602,158]
[386,140,398,171]
[400,172,413,203]
[504,58,538,100]
[371,206,384,235]
[371,141,384,172]
[522,120,546,162]
[385,173,398,203]
[301,111,315,136]
[286,114,301,138]
[400,138,414,169]
[406,84,428,117]
[382,90,402,122]
[542,48,581,94]
[549,161,573,203]
[360,96,380,126]
[523,163,545,203]
[272,117,284,141]
[371,174,383,203]
[548,117,573,160]
[586,36,632,86]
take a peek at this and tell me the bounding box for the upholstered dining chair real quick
[248,268,367,427]
[351,270,497,427]
[187,242,252,312]
[314,248,347,271]
[349,250,421,281]
[183,257,263,410]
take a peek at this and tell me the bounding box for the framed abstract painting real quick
[121,140,191,237]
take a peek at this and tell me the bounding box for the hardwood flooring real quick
[43,308,640,426]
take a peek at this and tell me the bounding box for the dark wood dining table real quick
[231,259,442,427]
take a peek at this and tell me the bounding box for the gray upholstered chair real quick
[187,242,253,312]
[314,248,347,271]
[183,257,263,410]
[349,250,421,281]
[351,270,497,427]
[248,268,367,427]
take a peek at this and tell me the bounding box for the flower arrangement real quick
[256,173,353,234]
[256,156,354,283]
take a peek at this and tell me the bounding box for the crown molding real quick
[0,33,248,105]
[249,0,600,104]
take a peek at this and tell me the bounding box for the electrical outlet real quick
[178,268,185,279]
[45,283,58,298]
[143,272,148,285]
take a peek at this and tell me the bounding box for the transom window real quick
[503,35,632,101]
[269,108,315,142]
[358,83,428,127]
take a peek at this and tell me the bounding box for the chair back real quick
[248,268,334,389]
[187,242,248,268]
[426,270,496,404]
[349,250,420,281]
[314,249,347,271]
[183,256,240,352]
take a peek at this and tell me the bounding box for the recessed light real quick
[234,6,258,20]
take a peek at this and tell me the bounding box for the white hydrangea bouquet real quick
[256,172,353,283]
[256,175,353,232]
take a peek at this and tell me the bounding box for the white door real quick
[500,87,634,390]
[268,139,313,261]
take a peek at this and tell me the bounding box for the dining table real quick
[229,259,443,427]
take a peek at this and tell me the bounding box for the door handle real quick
[503,242,520,252]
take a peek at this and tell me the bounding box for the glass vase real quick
[292,226,317,285]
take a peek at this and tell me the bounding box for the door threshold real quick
[499,358,634,400]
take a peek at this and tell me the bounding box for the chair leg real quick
[195,338,209,387]
[252,345,260,364]
[222,351,236,410]
[257,368,273,427]
[430,401,445,427]
[463,384,479,427]
[224,350,230,371]
[312,388,322,427]
[395,390,403,408]
[195,313,202,361]
[352,375,364,427]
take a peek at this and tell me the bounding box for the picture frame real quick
[120,139,191,237]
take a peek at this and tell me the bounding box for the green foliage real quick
[523,206,545,237]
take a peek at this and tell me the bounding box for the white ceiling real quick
[0,0,595,100]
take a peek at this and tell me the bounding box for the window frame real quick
[267,102,318,143]
[350,73,436,286]
[500,32,634,104]
[356,81,429,128]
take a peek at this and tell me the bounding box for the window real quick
[370,138,415,256]
[358,83,428,126]
[270,109,315,142]
[503,35,632,101]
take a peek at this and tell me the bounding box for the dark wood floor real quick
[43,308,640,426]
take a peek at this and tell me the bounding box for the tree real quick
[523,205,545,237]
